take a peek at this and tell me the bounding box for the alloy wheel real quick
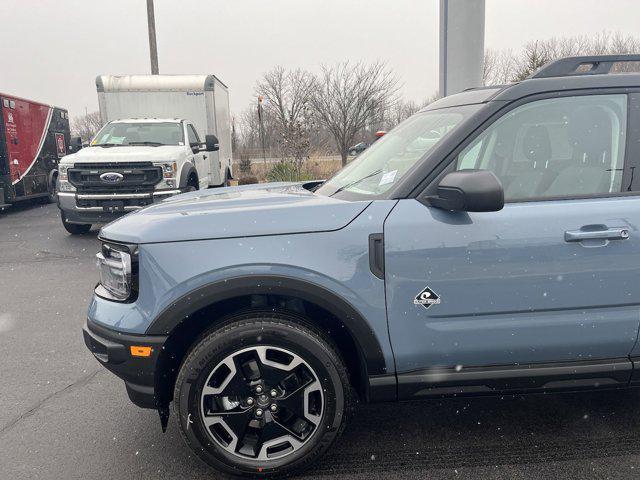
[200,345,324,461]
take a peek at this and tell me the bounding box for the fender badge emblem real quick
[414,286,441,310]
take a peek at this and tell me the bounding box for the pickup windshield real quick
[92,122,184,147]
[315,104,481,199]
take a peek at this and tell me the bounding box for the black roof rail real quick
[530,54,640,79]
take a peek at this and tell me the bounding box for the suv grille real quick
[69,162,162,193]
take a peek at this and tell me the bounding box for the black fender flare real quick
[145,275,388,377]
[178,162,198,189]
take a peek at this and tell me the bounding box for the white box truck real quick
[56,74,233,234]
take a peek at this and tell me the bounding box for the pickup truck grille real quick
[68,162,162,193]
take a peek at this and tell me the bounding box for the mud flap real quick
[158,404,170,432]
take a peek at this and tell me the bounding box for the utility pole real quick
[257,96,267,164]
[146,0,159,74]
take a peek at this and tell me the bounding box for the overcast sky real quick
[2,0,640,120]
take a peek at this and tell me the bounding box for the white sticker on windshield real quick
[379,170,397,186]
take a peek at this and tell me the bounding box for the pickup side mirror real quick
[205,134,219,152]
[428,169,504,212]
[69,136,83,153]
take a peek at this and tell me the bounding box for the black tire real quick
[46,174,58,203]
[38,175,57,204]
[173,312,352,478]
[187,175,199,192]
[60,211,91,235]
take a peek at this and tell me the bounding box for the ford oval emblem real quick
[100,172,124,183]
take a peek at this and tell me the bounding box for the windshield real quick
[315,104,480,199]
[91,122,184,146]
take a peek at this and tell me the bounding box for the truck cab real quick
[56,118,219,234]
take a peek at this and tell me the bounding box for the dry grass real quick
[233,156,344,183]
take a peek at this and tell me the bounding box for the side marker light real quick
[130,346,153,357]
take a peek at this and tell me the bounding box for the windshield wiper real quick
[329,169,383,197]
[96,143,125,148]
[127,141,164,147]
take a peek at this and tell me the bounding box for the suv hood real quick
[62,145,184,164]
[100,182,371,244]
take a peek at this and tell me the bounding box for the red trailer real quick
[0,93,70,208]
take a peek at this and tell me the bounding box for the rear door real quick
[186,123,209,188]
[2,96,52,198]
[384,91,640,396]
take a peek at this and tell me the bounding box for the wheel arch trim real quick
[178,162,198,189]
[145,274,389,377]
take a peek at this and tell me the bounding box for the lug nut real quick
[246,397,254,406]
[270,404,278,412]
[255,385,263,394]
[270,389,278,398]
[255,408,264,417]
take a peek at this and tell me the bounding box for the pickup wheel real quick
[186,174,199,192]
[60,211,91,235]
[42,173,58,203]
[38,173,58,204]
[173,313,351,478]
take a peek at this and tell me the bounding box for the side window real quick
[456,94,628,200]
[187,124,200,145]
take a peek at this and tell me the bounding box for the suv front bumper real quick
[58,190,181,224]
[83,318,167,409]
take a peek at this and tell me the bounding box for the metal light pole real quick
[439,0,485,97]
[146,0,159,74]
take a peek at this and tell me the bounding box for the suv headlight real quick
[96,243,137,301]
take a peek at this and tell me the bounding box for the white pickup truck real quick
[56,74,232,234]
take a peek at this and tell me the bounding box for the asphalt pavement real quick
[2,202,640,479]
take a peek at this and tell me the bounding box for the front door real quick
[384,92,640,394]
[187,123,209,188]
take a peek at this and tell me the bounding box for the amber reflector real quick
[130,346,152,357]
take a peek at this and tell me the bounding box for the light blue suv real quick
[83,55,640,477]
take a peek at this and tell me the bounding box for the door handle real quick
[203,155,207,160]
[565,227,630,242]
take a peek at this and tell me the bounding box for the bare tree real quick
[484,32,640,85]
[385,98,435,128]
[255,67,316,169]
[483,48,518,85]
[256,67,314,131]
[311,61,399,166]
[71,111,103,142]
[512,40,552,81]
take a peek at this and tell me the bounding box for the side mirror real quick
[205,134,219,152]
[69,136,83,153]
[428,169,504,212]
[190,143,200,154]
